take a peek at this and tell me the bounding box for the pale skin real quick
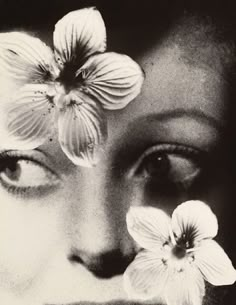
[0,22,235,305]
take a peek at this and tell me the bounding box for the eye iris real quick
[5,160,22,181]
[143,153,170,178]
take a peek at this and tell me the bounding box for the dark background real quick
[0,0,235,303]
[0,0,235,32]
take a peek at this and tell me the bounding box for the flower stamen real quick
[172,245,186,259]
[169,226,177,246]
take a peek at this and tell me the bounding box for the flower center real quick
[172,245,186,259]
[56,63,87,93]
[47,83,83,110]
[168,230,195,260]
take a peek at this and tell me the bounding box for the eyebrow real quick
[142,107,223,132]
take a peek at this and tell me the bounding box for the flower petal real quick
[1,84,55,149]
[57,91,107,167]
[164,264,205,305]
[194,239,236,286]
[53,7,106,67]
[78,52,144,110]
[171,201,218,244]
[126,207,171,251]
[0,32,58,92]
[123,250,168,300]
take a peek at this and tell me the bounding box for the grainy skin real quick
[0,13,235,305]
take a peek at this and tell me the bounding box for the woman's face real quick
[0,28,234,305]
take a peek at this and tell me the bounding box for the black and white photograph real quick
[0,1,235,304]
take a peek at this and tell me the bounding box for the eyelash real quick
[0,150,60,197]
[129,143,205,188]
[0,144,205,198]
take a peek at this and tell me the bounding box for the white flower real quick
[124,201,236,305]
[0,7,144,167]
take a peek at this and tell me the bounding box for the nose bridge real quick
[68,166,122,254]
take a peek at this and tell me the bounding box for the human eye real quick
[0,150,61,197]
[128,143,205,195]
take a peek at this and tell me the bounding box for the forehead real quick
[128,43,227,121]
[37,21,232,163]
[36,17,229,127]
[104,39,229,150]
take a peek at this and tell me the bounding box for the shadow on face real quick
[0,3,235,305]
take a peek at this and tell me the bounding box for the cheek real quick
[127,172,234,239]
[0,192,64,292]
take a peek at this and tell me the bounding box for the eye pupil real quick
[5,161,22,181]
[143,153,170,178]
